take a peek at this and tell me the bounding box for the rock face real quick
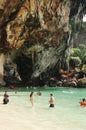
[0,0,86,86]
[0,54,6,85]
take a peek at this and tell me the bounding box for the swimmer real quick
[37,91,42,96]
[80,98,86,102]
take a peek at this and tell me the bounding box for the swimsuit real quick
[50,104,54,107]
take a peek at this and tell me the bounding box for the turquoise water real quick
[0,87,86,130]
[34,87,86,130]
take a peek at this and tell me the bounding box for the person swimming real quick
[79,98,86,106]
[82,98,86,102]
[37,91,42,96]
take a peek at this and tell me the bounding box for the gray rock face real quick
[32,44,66,79]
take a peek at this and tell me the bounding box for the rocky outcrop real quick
[78,77,86,87]
[0,0,86,86]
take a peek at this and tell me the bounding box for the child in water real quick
[3,91,9,104]
[37,91,42,96]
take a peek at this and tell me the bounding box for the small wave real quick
[62,90,74,94]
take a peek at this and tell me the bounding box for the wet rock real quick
[78,77,86,87]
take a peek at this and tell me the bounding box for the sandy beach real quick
[0,92,56,130]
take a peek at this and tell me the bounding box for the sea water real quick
[0,87,86,130]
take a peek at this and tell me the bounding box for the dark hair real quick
[50,93,53,96]
[82,98,85,102]
[30,92,34,97]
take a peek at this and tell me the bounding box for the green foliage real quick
[71,48,86,63]
[72,48,81,57]
[82,64,86,71]
[70,56,81,66]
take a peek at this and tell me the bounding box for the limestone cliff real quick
[0,0,86,86]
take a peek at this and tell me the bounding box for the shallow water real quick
[0,87,86,130]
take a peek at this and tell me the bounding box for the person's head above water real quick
[50,93,53,96]
[82,98,85,102]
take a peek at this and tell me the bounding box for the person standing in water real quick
[37,91,42,96]
[30,92,34,107]
[3,91,9,104]
[49,93,55,108]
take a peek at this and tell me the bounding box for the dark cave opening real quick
[15,55,33,85]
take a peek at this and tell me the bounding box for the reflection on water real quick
[0,87,86,130]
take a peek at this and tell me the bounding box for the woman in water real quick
[30,92,34,107]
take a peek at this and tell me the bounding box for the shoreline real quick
[0,86,86,93]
